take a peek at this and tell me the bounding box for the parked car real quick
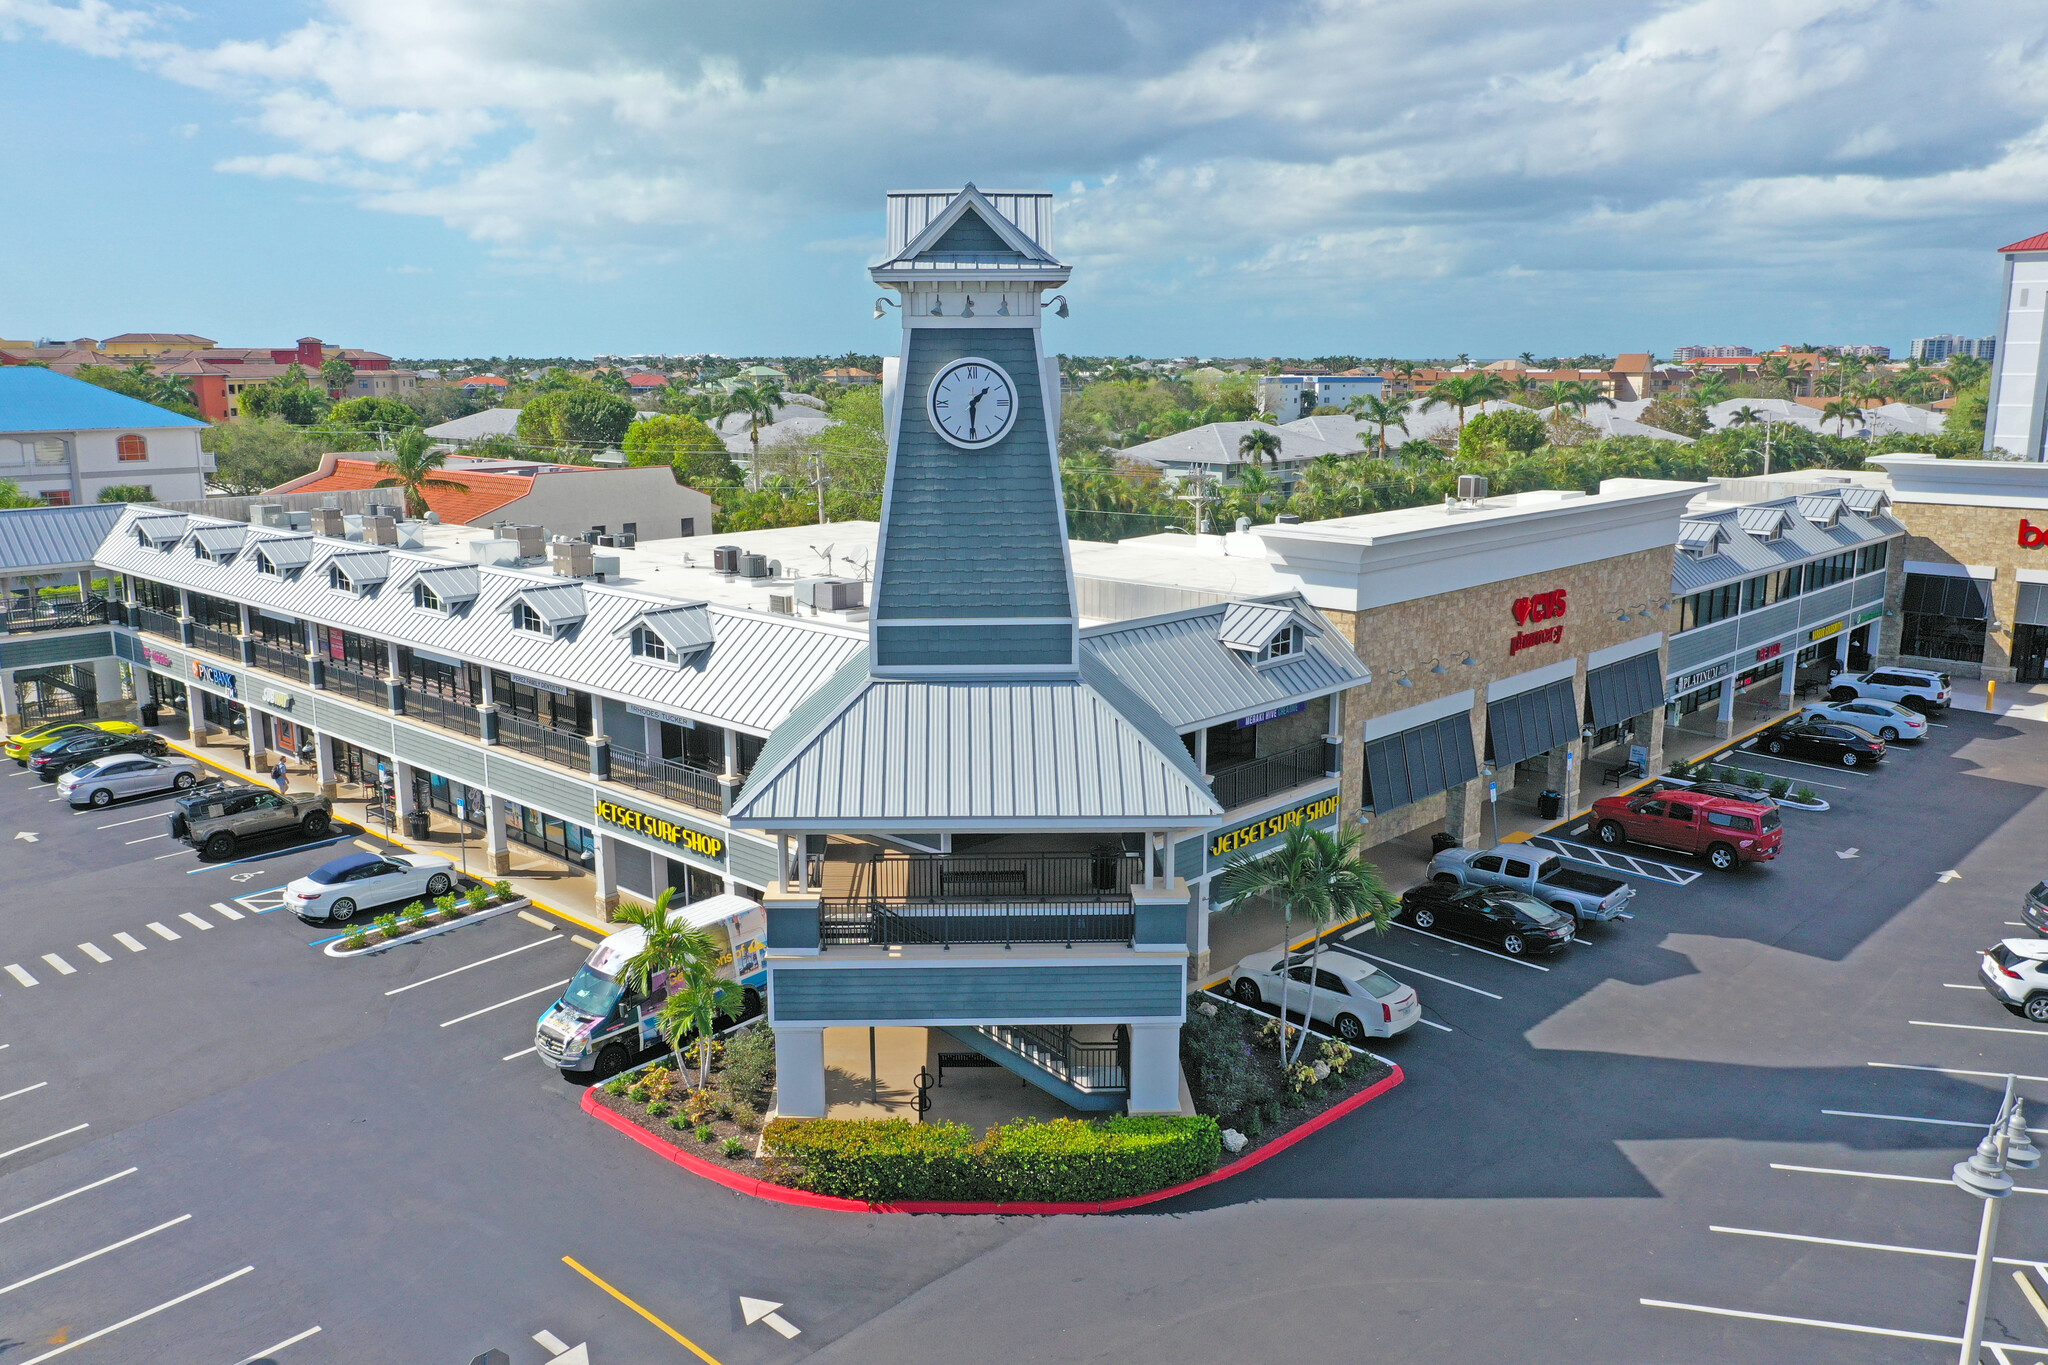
[1756,716,1886,767]
[169,787,331,859]
[1830,666,1950,715]
[1228,951,1421,1042]
[1980,939,2048,1023]
[1426,844,1634,927]
[1590,788,1782,871]
[284,851,459,923]
[56,753,203,807]
[2026,881,2048,938]
[30,729,167,780]
[1802,697,1927,742]
[5,719,142,766]
[1396,882,1576,956]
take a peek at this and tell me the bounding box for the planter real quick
[323,896,532,957]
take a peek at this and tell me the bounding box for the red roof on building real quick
[273,457,538,524]
[458,375,510,388]
[2000,231,2048,253]
[625,372,669,388]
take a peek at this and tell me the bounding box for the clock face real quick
[926,358,1018,449]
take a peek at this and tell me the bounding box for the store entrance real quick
[2015,623,2048,684]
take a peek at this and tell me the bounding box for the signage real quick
[1853,605,1883,626]
[141,645,173,670]
[1755,642,1783,662]
[627,702,696,729]
[508,672,576,697]
[1808,620,1845,641]
[2021,519,2048,548]
[189,659,237,697]
[1671,661,1733,695]
[594,798,726,863]
[1235,703,1305,729]
[1510,625,1563,656]
[1208,792,1341,859]
[1512,588,1567,624]
[261,687,294,710]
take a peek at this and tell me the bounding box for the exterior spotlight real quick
[1459,654,1478,667]
[962,294,975,318]
[872,297,898,320]
[930,295,945,316]
[997,295,1011,316]
[1396,673,1414,688]
[1956,1129,2015,1197]
[1429,661,1448,675]
[2008,1102,2041,1169]
[1045,294,1070,318]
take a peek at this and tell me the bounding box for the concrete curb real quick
[580,1063,1405,1215]
[1653,774,1831,812]
[323,897,532,957]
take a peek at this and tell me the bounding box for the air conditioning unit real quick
[768,593,794,615]
[795,577,864,611]
[1456,474,1490,502]
[617,532,637,549]
[712,545,741,576]
[738,553,770,579]
[247,503,285,528]
[550,539,596,578]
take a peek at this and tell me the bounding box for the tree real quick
[238,365,329,426]
[517,387,635,454]
[622,414,740,486]
[1691,372,1732,407]
[203,417,323,494]
[1419,372,1507,435]
[1345,393,1409,456]
[96,484,155,503]
[371,428,468,518]
[1213,824,1395,1065]
[72,364,201,420]
[1821,398,1865,437]
[1555,378,1615,416]
[660,957,745,1090]
[320,355,356,398]
[1226,463,1281,524]
[0,480,40,509]
[716,380,785,488]
[327,396,424,447]
[591,367,631,396]
[1237,425,1282,468]
[1638,392,1709,438]
[1724,405,1763,429]
[1461,408,1547,456]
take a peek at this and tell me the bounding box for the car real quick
[1426,844,1634,927]
[1830,666,1950,715]
[1801,697,1927,742]
[169,786,332,860]
[1980,939,2048,1023]
[1756,716,1886,767]
[2025,881,2048,938]
[29,729,167,780]
[1227,950,1422,1042]
[1589,787,1782,871]
[1396,882,1576,956]
[56,753,205,807]
[284,851,459,922]
[4,719,142,765]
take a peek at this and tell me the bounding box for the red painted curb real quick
[581,1062,1406,1215]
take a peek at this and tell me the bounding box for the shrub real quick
[648,1101,671,1118]
[464,884,490,911]
[603,1075,630,1097]
[719,1026,776,1104]
[1318,1038,1352,1074]
[684,1089,718,1124]
[1180,995,1274,1120]
[1666,759,1691,779]
[667,1114,687,1131]
[643,1066,675,1100]
[695,1124,716,1143]
[628,1084,650,1104]
[731,1101,761,1130]
[1796,786,1817,803]
[436,892,462,918]
[1768,777,1791,798]
[373,912,402,940]
[491,879,513,900]
[342,924,368,951]
[721,1137,749,1159]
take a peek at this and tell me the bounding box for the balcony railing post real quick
[237,635,256,667]
[477,703,499,744]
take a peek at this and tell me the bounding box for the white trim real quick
[1360,688,1474,741]
[1586,631,1664,670]
[1905,559,1996,580]
[1485,657,1576,703]
[2018,568,2048,586]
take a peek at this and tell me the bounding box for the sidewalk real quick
[1949,676,2048,723]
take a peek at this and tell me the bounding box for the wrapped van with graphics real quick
[534,893,767,1081]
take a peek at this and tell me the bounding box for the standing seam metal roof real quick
[0,503,126,572]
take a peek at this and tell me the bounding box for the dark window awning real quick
[1904,571,1990,621]
[1363,711,1477,813]
[1486,678,1576,767]
[1586,650,1663,729]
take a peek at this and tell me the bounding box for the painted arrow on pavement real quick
[741,1296,801,1339]
[1938,869,1963,883]
[1836,848,1860,859]
[12,832,35,842]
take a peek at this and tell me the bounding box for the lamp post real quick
[1955,1077,2041,1364]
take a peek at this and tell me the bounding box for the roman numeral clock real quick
[926,358,1016,448]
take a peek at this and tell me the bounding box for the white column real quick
[484,790,511,875]
[593,833,620,918]
[1779,650,1799,707]
[91,657,133,722]
[722,725,739,777]
[1715,677,1737,739]
[1193,881,1212,980]
[643,714,662,757]
[244,707,269,768]
[1834,628,1851,672]
[773,1025,827,1118]
[394,760,418,818]
[187,680,210,743]
[1126,1023,1183,1115]
[0,666,18,735]
[314,731,336,798]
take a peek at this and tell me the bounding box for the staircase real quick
[941,1024,1129,1112]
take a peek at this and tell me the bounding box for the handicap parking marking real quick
[233,886,292,914]
[1525,834,1703,886]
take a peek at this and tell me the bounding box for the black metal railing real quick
[189,622,239,660]
[405,689,482,738]
[323,662,385,706]
[608,744,723,813]
[818,901,1137,949]
[972,1024,1127,1093]
[133,605,180,639]
[1208,739,1334,810]
[4,595,108,634]
[248,640,305,682]
[835,851,1142,903]
[497,712,588,769]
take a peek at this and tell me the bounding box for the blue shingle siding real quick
[873,327,1072,636]
[874,623,1072,668]
[615,842,654,897]
[769,963,1185,1023]
[1854,573,1887,608]
[393,723,488,787]
[311,697,394,752]
[0,630,113,670]
[1801,580,1853,626]
[484,751,592,823]
[1735,599,1801,650]
[919,208,1021,260]
[597,695,635,748]
[1667,617,1739,674]
[727,832,780,891]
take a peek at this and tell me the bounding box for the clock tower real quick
[868,185,1074,677]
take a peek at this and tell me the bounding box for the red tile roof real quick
[625,372,669,388]
[276,457,535,525]
[457,375,510,388]
[2000,231,2048,253]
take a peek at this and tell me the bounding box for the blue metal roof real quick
[0,366,206,433]
[0,503,127,573]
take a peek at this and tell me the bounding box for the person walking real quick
[271,756,290,793]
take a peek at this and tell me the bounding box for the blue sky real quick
[2,0,2043,360]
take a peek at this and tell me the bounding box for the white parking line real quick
[0,1213,192,1297]
[1416,1017,1454,1032]
[1913,1018,2045,1038]
[39,954,74,976]
[146,921,181,941]
[1640,1298,1964,1348]
[112,932,145,953]
[1946,982,1983,989]
[386,936,561,996]
[232,1327,322,1365]
[1772,1161,2048,1194]
[77,942,110,963]
[4,964,36,988]
[96,813,163,829]
[0,1124,88,1163]
[123,833,169,845]
[151,847,196,859]
[15,1264,255,1365]
[1868,1061,2048,1085]
[209,902,244,921]
[1714,1223,1974,1262]
[1331,940,1504,999]
[178,912,212,931]
[502,1046,538,1062]
[0,1082,47,1102]
[1738,750,1874,779]
[1390,921,1551,970]
[0,1167,138,1227]
[439,978,571,1028]
[1823,1106,2048,1133]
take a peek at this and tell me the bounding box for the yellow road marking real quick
[518,910,556,931]
[562,1255,724,1364]
[2015,1269,2048,1334]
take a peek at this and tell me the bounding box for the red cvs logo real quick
[1513,588,1568,624]
[2022,519,2048,548]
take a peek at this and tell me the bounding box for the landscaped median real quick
[324,880,530,957]
[581,998,1404,1213]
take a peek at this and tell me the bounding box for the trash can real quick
[406,810,432,840]
[1538,789,1564,820]
[1429,831,1460,855]
[139,702,160,727]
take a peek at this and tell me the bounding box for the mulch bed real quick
[588,1076,770,1180]
[1224,1052,1396,1161]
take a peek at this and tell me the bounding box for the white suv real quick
[1830,666,1950,714]
[1981,939,2048,1023]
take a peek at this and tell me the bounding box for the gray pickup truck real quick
[1426,845,1635,925]
[169,787,331,860]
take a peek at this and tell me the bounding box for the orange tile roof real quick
[2000,231,2048,253]
[281,457,536,525]
[458,375,510,387]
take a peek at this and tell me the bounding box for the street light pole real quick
[1955,1077,2040,1364]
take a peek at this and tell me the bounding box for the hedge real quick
[763,1114,1222,1202]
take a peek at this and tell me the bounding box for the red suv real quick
[1590,788,1782,871]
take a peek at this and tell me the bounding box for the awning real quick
[1587,650,1663,729]
[1363,711,1477,813]
[1486,678,1575,767]
[1904,572,1990,621]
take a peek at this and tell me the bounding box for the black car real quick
[30,730,168,780]
[1397,883,1576,956]
[1758,717,1885,768]
[2024,881,2048,938]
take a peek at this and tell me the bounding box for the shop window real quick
[1901,572,1989,662]
[1679,582,1738,631]
[116,434,148,461]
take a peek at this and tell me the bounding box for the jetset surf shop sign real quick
[1510,587,1567,655]
[594,798,727,866]
[1209,793,1341,860]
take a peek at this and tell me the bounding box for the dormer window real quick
[329,564,351,592]
[1261,626,1300,662]
[255,553,276,575]
[513,601,544,633]
[415,582,441,612]
[633,627,668,661]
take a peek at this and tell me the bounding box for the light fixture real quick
[961,294,975,318]
[1429,660,1448,675]
[2008,1101,2041,1169]
[1396,673,1414,688]
[997,295,1011,316]
[1955,1128,2015,1198]
[1046,293,1070,318]
[1616,610,1632,622]
[930,294,945,316]
[1460,654,1478,667]
[872,297,898,320]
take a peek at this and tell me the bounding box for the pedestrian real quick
[271,756,289,793]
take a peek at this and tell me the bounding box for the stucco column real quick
[773,1025,828,1119]
[1126,1023,1184,1116]
[393,760,418,819]
[484,790,511,876]
[1778,654,1798,709]
[1634,707,1665,777]
[1192,881,1212,981]
[1544,739,1582,814]
[1715,679,1737,740]
[186,680,210,744]
[314,731,337,800]
[1834,628,1851,673]
[593,833,620,919]
[91,657,136,723]
[1441,779,1486,848]
[0,667,18,736]
[244,707,269,770]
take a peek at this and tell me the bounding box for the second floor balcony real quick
[1207,737,1336,810]
[812,850,1146,949]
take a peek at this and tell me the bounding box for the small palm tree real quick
[371,428,468,519]
[1346,393,1410,456]
[1420,373,1507,435]
[1557,378,1616,416]
[1725,405,1763,430]
[1822,398,1866,437]
[1692,373,1732,407]
[1237,425,1282,468]
[1230,464,1280,522]
[657,957,745,1090]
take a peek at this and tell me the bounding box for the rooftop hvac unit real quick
[712,545,741,576]
[550,539,596,578]
[498,524,543,559]
[617,532,637,549]
[247,503,285,527]
[363,515,398,546]
[310,507,345,537]
[738,553,770,579]
[768,593,795,615]
[596,535,615,548]
[1456,474,1490,502]
[794,577,865,611]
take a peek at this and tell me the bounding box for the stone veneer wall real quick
[1882,502,2048,681]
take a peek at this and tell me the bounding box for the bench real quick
[936,1052,999,1085]
[1601,762,1644,787]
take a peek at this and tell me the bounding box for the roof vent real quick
[1274,513,1302,525]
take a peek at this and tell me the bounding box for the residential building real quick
[100,333,217,358]
[819,367,879,386]
[624,373,669,394]
[423,409,521,445]
[1913,333,1998,363]
[457,375,511,393]
[1673,346,1756,363]
[1257,375,1320,422]
[0,366,211,505]
[1312,373,1386,409]
[267,455,714,540]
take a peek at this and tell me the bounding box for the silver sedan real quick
[58,754,205,808]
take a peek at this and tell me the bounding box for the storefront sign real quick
[2020,518,2048,548]
[141,645,173,671]
[1808,620,1845,642]
[1208,792,1341,859]
[189,660,237,697]
[508,672,575,697]
[1670,661,1733,696]
[1512,588,1568,624]
[627,702,696,729]
[1853,605,1884,626]
[1510,625,1563,656]
[260,687,293,709]
[1755,642,1783,662]
[594,798,726,863]
[1235,703,1304,729]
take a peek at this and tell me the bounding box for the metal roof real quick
[189,525,247,557]
[0,503,126,573]
[0,366,207,433]
[414,564,480,603]
[1676,521,1725,549]
[253,536,316,571]
[132,514,187,545]
[1735,505,1791,538]
[618,603,713,654]
[1671,488,1901,594]
[1084,595,1368,730]
[1216,601,1300,651]
[508,582,587,627]
[1794,494,1842,527]
[327,549,390,586]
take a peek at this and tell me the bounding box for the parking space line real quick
[1390,922,1551,970]
[123,833,169,845]
[95,813,164,829]
[209,902,244,921]
[231,1327,322,1365]
[15,1264,254,1365]
[0,1167,137,1227]
[178,912,212,931]
[77,942,110,963]
[1868,1062,2048,1085]
[503,1046,538,1061]
[1713,1224,1973,1262]
[38,954,74,976]
[0,1124,88,1163]
[0,1082,47,1102]
[1913,1019,2045,1038]
[183,833,351,873]
[1640,1298,1964,1348]
[152,847,196,859]
[0,1213,192,1297]
[1823,1106,2048,1133]
[1771,1161,2048,1194]
[1523,834,1704,886]
[112,932,145,953]
[1946,982,1982,989]
[146,921,181,941]
[4,964,36,987]
[1330,941,1504,999]
[440,978,571,1028]
[1416,1017,1454,1032]
[562,1255,726,1365]
[386,936,561,996]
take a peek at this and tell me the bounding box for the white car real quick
[1981,939,2048,1023]
[57,754,205,807]
[1831,666,1950,714]
[1228,950,1421,1042]
[285,850,459,922]
[1801,697,1927,742]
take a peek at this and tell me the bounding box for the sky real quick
[2,0,2046,361]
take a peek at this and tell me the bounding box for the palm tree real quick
[1724,405,1763,430]
[1230,464,1280,523]
[371,428,468,518]
[1420,372,1507,436]
[615,887,703,998]
[1214,824,1396,1065]
[1237,425,1282,468]
[716,380,783,489]
[657,954,745,1089]
[1822,398,1865,437]
[1691,372,1732,407]
[1345,393,1410,456]
[1556,378,1615,416]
